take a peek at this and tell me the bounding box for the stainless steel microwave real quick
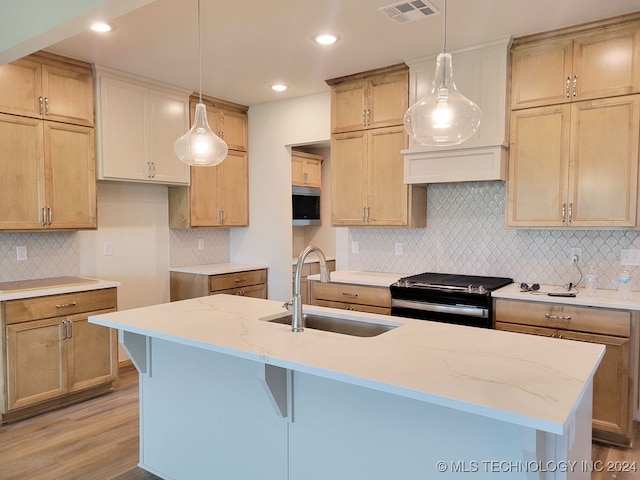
[292,186,321,226]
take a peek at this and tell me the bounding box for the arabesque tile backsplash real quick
[348,181,640,291]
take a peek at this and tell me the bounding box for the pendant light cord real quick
[442,0,447,53]
[197,0,203,103]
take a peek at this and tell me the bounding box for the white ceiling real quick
[46,0,640,107]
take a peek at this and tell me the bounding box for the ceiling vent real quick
[378,0,440,24]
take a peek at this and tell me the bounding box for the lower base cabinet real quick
[310,281,391,314]
[1,288,118,423]
[292,260,336,305]
[170,269,268,302]
[494,298,634,446]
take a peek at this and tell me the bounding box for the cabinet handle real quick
[39,96,44,115]
[219,130,224,139]
[545,313,571,320]
[47,207,52,225]
[366,108,371,126]
[362,207,366,222]
[62,320,67,339]
[222,210,225,224]
[44,97,49,116]
[365,206,370,223]
[41,207,47,226]
[561,203,566,223]
[150,162,156,178]
[303,173,308,185]
[565,77,571,98]
[56,302,78,308]
[573,75,577,97]
[568,202,573,223]
[236,290,245,296]
[342,292,358,297]
[67,320,73,338]
[362,109,367,127]
[234,278,247,283]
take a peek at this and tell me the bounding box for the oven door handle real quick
[391,299,489,318]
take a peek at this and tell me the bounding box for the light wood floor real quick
[0,366,637,480]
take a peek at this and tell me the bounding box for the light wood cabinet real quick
[494,298,634,446]
[329,64,409,134]
[511,17,640,110]
[310,281,391,315]
[292,151,322,188]
[292,260,336,305]
[1,288,118,423]
[0,52,94,127]
[0,103,96,231]
[508,95,640,227]
[170,268,268,302]
[95,67,191,185]
[331,126,426,226]
[327,64,426,227]
[168,96,249,228]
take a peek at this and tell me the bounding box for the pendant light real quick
[174,0,228,167]
[404,0,481,147]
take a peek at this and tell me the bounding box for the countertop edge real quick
[0,279,120,301]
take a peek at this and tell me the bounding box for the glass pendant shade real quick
[404,52,481,146]
[174,102,228,167]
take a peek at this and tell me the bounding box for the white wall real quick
[231,93,331,301]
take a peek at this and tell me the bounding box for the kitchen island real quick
[90,294,604,480]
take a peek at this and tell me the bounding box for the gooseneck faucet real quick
[292,246,331,332]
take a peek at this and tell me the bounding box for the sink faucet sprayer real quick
[288,246,331,332]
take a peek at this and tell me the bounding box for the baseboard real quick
[118,359,135,373]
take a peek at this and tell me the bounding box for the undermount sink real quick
[266,313,397,337]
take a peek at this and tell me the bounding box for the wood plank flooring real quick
[0,366,637,479]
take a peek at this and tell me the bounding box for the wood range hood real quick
[402,37,511,184]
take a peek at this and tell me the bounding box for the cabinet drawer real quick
[213,283,267,299]
[312,282,390,309]
[4,288,117,324]
[494,299,631,337]
[209,269,267,292]
[313,299,390,315]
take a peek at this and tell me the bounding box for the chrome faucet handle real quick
[283,298,293,310]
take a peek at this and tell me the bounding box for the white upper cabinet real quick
[95,66,191,185]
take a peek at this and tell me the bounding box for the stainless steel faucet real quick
[291,246,331,332]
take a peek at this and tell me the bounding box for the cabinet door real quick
[561,330,631,444]
[44,122,97,229]
[303,158,322,188]
[0,58,42,118]
[98,76,149,181]
[291,154,305,186]
[368,71,408,129]
[219,150,249,226]
[189,166,221,226]
[511,38,573,109]
[331,131,367,225]
[0,114,46,230]
[367,126,409,226]
[6,318,66,410]
[573,24,640,101]
[507,105,571,227]
[331,80,367,133]
[66,309,118,393]
[219,108,248,152]
[41,63,94,126]
[148,89,190,185]
[568,95,640,227]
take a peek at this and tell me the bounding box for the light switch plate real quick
[621,249,640,266]
[103,242,113,256]
[395,242,403,255]
[351,241,359,254]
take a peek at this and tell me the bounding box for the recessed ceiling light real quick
[91,22,113,33]
[314,34,338,45]
[271,84,288,92]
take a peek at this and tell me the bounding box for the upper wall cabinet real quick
[94,66,191,185]
[0,52,96,231]
[511,18,640,110]
[0,52,94,127]
[291,150,322,189]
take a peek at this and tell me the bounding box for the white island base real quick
[90,295,602,480]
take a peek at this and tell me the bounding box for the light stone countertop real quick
[90,293,604,436]
[308,269,409,287]
[493,282,640,311]
[0,278,120,302]
[169,263,269,275]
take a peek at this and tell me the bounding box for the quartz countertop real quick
[90,294,604,436]
[169,263,269,275]
[493,283,640,311]
[291,255,336,266]
[308,269,408,287]
[0,277,120,301]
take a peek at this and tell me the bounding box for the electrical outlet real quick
[16,246,27,261]
[103,242,112,256]
[570,247,581,264]
[351,241,359,254]
[197,238,204,250]
[621,249,640,266]
[395,242,403,255]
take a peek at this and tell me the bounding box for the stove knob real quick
[478,285,487,294]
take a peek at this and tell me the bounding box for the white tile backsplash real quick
[348,181,640,291]
[169,228,230,267]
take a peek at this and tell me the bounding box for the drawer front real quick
[210,269,267,292]
[4,288,117,324]
[312,282,391,309]
[494,299,631,337]
[213,283,267,299]
[313,299,390,315]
